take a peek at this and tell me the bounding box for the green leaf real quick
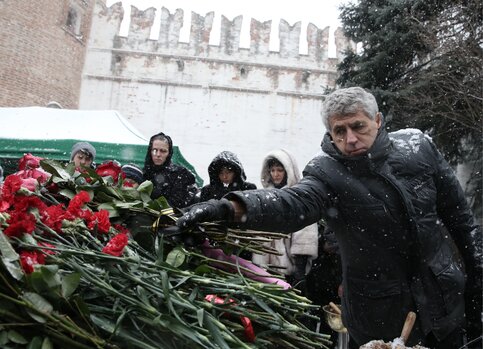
[136,286,150,306]
[7,330,28,344]
[58,188,76,200]
[0,232,23,280]
[90,315,159,349]
[40,159,71,180]
[196,308,204,327]
[97,203,119,218]
[22,292,53,323]
[29,271,51,294]
[112,201,144,209]
[161,271,170,302]
[155,235,164,264]
[39,265,61,288]
[166,247,185,268]
[21,233,38,246]
[137,181,153,195]
[41,337,53,349]
[194,264,211,275]
[92,192,114,203]
[119,189,141,202]
[139,192,152,203]
[173,275,191,288]
[148,196,171,211]
[101,186,124,201]
[61,272,81,298]
[0,331,8,345]
[71,295,91,317]
[204,316,230,349]
[188,287,198,303]
[26,336,43,349]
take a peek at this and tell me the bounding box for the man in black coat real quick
[177,87,482,348]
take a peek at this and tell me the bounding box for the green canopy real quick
[0,107,203,186]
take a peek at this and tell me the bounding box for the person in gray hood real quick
[177,87,482,348]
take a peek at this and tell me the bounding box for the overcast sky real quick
[106,0,350,54]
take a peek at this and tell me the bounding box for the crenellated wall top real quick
[91,1,355,67]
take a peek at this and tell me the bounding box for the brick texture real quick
[0,0,95,108]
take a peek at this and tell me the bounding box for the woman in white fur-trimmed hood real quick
[252,149,319,287]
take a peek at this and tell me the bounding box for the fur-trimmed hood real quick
[260,149,301,189]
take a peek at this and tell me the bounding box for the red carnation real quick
[4,211,37,237]
[13,195,47,213]
[96,161,125,184]
[0,200,8,212]
[20,250,46,274]
[204,294,255,342]
[42,204,68,232]
[67,191,91,217]
[240,316,255,342]
[102,232,128,256]
[0,175,23,209]
[16,168,50,184]
[19,177,38,192]
[113,224,130,235]
[87,210,111,234]
[18,153,43,171]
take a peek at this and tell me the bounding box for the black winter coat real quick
[143,132,197,208]
[226,128,482,346]
[199,151,256,202]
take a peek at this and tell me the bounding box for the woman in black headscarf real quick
[143,132,197,208]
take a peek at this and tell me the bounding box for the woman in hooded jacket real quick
[199,151,256,202]
[143,132,197,208]
[252,149,319,288]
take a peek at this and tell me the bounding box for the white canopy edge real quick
[0,107,149,145]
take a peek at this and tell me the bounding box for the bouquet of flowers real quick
[0,155,331,349]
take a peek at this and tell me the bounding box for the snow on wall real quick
[79,0,355,186]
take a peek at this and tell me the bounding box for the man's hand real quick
[176,198,235,230]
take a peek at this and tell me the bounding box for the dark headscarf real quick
[143,132,173,180]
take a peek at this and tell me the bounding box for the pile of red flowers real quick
[0,154,129,274]
[0,154,329,349]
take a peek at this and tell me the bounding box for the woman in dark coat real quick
[199,151,256,202]
[143,132,197,208]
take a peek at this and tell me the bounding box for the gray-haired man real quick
[177,87,482,348]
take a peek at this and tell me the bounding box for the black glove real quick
[176,198,235,230]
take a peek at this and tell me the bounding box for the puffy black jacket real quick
[199,151,256,202]
[143,132,197,208]
[227,128,482,345]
